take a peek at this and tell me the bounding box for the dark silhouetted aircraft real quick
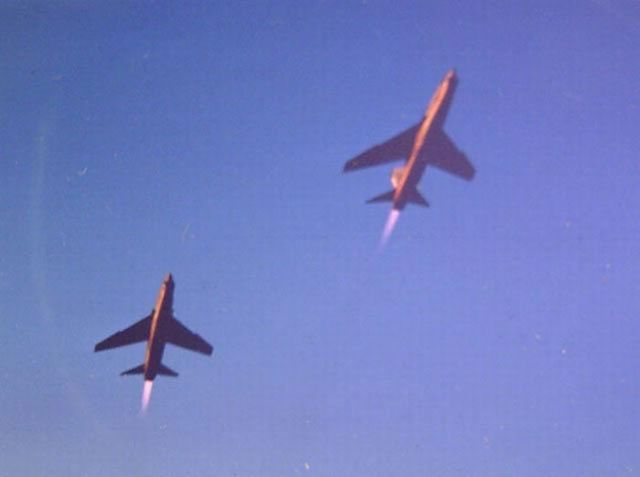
[94,274,213,382]
[343,69,474,211]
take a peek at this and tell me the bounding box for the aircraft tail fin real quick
[121,364,145,376]
[366,189,395,204]
[407,188,429,207]
[158,363,179,377]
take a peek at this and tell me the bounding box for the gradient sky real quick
[2,1,640,476]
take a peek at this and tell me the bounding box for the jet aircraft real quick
[95,274,213,408]
[343,69,474,211]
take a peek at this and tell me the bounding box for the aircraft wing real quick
[343,123,419,172]
[166,317,213,355]
[426,129,475,180]
[94,314,152,352]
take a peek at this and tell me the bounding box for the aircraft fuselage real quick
[393,69,458,209]
[143,274,175,380]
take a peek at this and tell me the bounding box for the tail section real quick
[407,188,429,207]
[367,188,429,208]
[120,363,178,377]
[121,364,145,376]
[366,189,395,204]
[158,363,178,377]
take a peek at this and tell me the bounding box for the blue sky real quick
[2,1,640,475]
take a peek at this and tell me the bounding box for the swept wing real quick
[166,317,214,355]
[343,124,474,181]
[425,130,475,180]
[343,123,419,172]
[94,314,152,352]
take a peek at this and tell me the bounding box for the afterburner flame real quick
[141,380,154,414]
[379,209,401,249]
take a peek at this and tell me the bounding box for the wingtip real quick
[467,167,477,181]
[343,159,361,173]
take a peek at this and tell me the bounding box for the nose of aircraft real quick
[164,273,173,284]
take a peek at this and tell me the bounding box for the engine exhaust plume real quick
[379,208,401,250]
[141,380,154,414]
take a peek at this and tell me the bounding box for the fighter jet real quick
[343,69,474,211]
[95,274,213,409]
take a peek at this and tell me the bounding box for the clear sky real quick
[2,1,640,475]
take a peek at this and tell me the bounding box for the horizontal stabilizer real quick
[366,190,395,204]
[407,188,429,207]
[158,363,178,377]
[121,364,145,376]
